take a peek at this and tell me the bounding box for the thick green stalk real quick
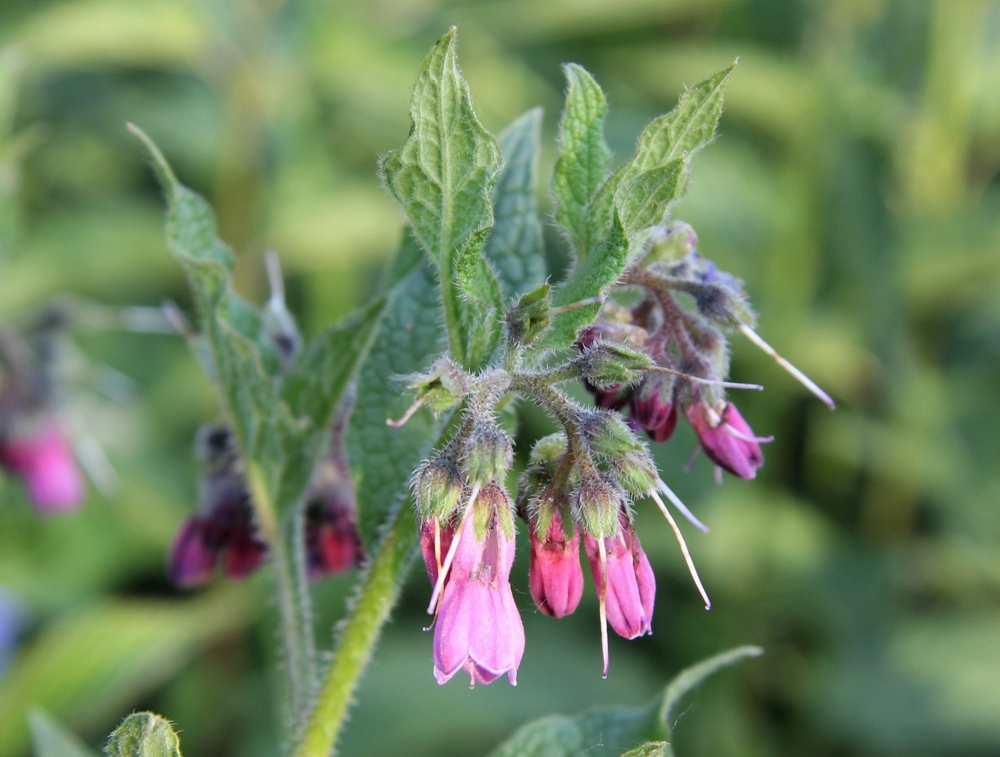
[294,508,419,757]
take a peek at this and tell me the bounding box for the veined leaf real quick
[130,125,381,526]
[28,710,99,757]
[552,64,612,259]
[486,108,547,300]
[487,645,762,757]
[593,62,735,244]
[347,233,448,544]
[380,28,503,370]
[105,713,181,757]
[545,210,629,349]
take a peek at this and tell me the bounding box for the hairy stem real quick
[294,508,419,757]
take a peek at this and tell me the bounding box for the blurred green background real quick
[1,0,999,755]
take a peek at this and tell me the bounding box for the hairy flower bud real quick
[506,284,552,347]
[582,411,643,459]
[633,374,675,434]
[414,456,463,520]
[643,221,698,265]
[410,358,471,413]
[461,423,513,487]
[574,476,624,539]
[578,343,652,391]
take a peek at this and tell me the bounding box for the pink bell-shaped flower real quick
[585,514,655,641]
[429,484,524,687]
[685,400,770,479]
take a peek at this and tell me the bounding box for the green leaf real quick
[0,593,252,757]
[545,210,629,348]
[658,645,763,727]
[486,108,547,300]
[105,713,181,757]
[552,64,612,259]
[380,27,503,369]
[347,234,448,544]
[593,62,735,244]
[130,125,380,526]
[620,743,668,757]
[29,710,99,757]
[486,645,762,757]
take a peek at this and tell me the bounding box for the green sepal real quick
[105,713,181,757]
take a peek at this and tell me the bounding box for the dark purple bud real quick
[528,510,583,618]
[0,422,84,513]
[646,403,678,443]
[584,380,632,411]
[685,400,769,479]
[632,375,675,433]
[222,526,267,578]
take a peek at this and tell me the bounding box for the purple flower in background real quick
[304,470,365,578]
[430,484,524,687]
[685,400,771,479]
[0,421,84,513]
[528,509,583,619]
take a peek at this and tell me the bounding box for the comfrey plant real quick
[88,27,831,757]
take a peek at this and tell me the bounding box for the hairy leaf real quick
[620,743,668,757]
[347,233,448,544]
[486,108,547,300]
[28,710,99,757]
[545,210,629,348]
[380,28,503,369]
[105,713,181,757]
[487,645,762,757]
[130,125,380,525]
[592,62,735,244]
[552,64,612,259]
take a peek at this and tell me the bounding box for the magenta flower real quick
[585,514,655,642]
[168,479,267,588]
[685,400,770,479]
[429,485,524,687]
[305,486,365,578]
[0,421,84,513]
[528,510,584,618]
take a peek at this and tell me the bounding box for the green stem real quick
[272,510,318,730]
[294,508,419,757]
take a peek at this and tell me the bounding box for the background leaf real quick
[28,710,99,757]
[486,108,547,301]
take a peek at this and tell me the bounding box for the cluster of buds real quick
[0,314,84,513]
[394,220,834,686]
[169,423,365,587]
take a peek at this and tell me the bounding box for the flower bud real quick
[305,472,365,578]
[410,358,471,413]
[528,509,583,618]
[685,400,767,479]
[578,342,652,391]
[633,374,675,433]
[573,476,624,539]
[506,284,552,347]
[608,450,658,500]
[414,456,463,520]
[582,411,643,458]
[461,423,513,487]
[643,221,698,265]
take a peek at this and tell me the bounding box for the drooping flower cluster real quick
[397,221,834,687]
[169,424,365,587]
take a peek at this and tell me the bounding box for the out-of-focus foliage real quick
[0,1,997,756]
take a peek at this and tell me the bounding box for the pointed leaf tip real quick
[126,124,177,195]
[659,645,763,727]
